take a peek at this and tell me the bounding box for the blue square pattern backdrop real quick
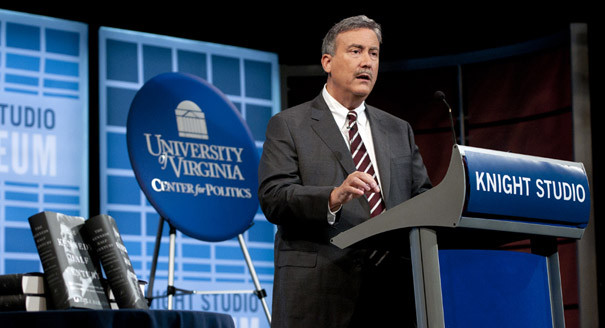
[99,27,279,327]
[0,10,88,276]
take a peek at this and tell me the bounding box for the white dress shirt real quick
[322,85,383,224]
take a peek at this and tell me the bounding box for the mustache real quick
[355,70,374,79]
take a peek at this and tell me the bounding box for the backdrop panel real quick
[98,27,280,327]
[0,9,88,275]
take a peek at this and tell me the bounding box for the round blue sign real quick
[126,72,259,242]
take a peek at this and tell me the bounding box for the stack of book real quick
[18,211,150,311]
[0,272,47,311]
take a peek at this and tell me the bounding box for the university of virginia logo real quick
[143,98,250,199]
[126,72,258,242]
[175,100,209,140]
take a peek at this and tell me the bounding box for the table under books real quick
[0,309,235,328]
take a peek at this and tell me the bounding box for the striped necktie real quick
[347,111,386,217]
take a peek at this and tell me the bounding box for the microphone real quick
[434,91,458,145]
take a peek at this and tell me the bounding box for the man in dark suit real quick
[258,15,432,327]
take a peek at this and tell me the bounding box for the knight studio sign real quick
[463,148,590,227]
[127,73,258,242]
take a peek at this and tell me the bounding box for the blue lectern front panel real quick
[439,249,552,328]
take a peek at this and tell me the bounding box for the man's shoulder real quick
[274,94,325,119]
[282,100,314,114]
[366,103,410,125]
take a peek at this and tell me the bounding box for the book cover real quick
[0,294,47,311]
[0,272,45,295]
[28,211,110,309]
[85,214,148,309]
[103,279,147,310]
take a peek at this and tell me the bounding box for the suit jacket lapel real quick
[367,106,392,208]
[308,96,391,209]
[309,95,357,175]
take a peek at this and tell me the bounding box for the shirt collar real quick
[322,85,367,128]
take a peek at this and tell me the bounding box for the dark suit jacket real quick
[258,93,432,327]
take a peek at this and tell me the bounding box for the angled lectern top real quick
[330,144,590,328]
[331,145,590,328]
[331,144,590,249]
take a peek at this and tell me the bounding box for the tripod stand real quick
[146,216,271,325]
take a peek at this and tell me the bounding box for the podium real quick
[331,145,590,328]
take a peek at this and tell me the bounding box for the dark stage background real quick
[2,3,601,327]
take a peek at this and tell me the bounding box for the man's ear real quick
[321,54,332,74]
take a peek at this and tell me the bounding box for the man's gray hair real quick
[321,15,382,56]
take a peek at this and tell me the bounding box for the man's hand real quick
[329,171,380,211]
